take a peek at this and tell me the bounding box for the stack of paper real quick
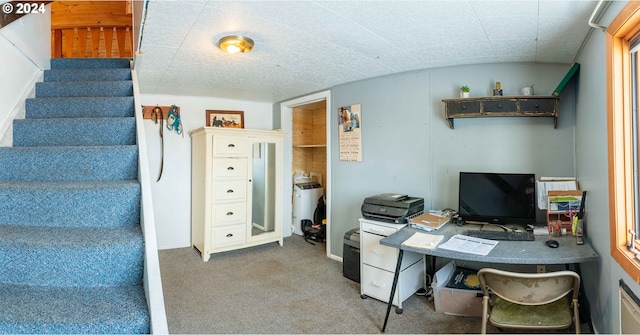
[536,177,579,210]
[408,212,450,231]
[402,232,444,249]
[438,234,498,256]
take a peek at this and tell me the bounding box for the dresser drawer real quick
[360,221,399,236]
[361,230,422,271]
[213,158,247,178]
[211,225,246,248]
[519,98,556,115]
[483,99,517,114]
[213,181,247,201]
[362,265,397,303]
[445,101,481,117]
[212,203,246,226]
[362,259,424,306]
[213,137,247,156]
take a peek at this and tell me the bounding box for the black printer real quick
[361,193,424,224]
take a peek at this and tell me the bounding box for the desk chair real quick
[477,268,581,334]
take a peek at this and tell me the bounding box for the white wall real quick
[0,6,50,145]
[139,94,273,249]
[328,62,575,258]
[429,63,576,209]
[574,1,640,334]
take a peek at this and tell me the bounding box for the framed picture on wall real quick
[206,110,244,128]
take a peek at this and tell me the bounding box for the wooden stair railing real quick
[50,1,133,59]
[51,26,132,59]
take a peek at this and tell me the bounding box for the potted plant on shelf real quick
[522,84,534,96]
[460,85,470,98]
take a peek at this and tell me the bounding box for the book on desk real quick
[402,232,444,249]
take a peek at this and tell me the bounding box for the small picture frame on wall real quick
[206,110,244,128]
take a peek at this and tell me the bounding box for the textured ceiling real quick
[134,0,600,103]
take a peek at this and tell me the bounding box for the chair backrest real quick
[477,268,580,306]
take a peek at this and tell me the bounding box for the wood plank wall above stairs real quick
[51,1,133,58]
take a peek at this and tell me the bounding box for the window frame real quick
[607,1,640,284]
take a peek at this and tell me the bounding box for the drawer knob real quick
[462,105,467,110]
[227,189,234,193]
[226,233,233,237]
[497,104,502,109]
[371,249,386,256]
[371,281,386,288]
[227,166,234,170]
[228,144,235,148]
[535,104,540,108]
[226,211,234,216]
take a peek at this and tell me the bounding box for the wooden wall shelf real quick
[441,96,560,129]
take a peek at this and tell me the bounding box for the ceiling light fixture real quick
[218,35,254,54]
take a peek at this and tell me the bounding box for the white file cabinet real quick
[359,218,425,313]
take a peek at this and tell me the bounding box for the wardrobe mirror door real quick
[251,142,276,236]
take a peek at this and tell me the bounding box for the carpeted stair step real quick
[2,56,150,333]
[0,283,149,334]
[35,80,133,98]
[0,224,143,286]
[25,96,134,119]
[0,180,140,227]
[0,145,137,182]
[51,57,130,69]
[13,117,136,147]
[44,68,131,82]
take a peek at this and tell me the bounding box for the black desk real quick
[378,224,598,332]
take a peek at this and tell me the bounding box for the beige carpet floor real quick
[158,235,580,334]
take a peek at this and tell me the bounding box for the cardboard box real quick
[432,261,484,317]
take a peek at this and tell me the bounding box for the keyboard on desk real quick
[463,230,535,241]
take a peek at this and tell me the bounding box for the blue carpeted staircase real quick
[0,58,150,333]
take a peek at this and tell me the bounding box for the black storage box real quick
[343,228,360,283]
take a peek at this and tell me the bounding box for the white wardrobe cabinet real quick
[191,127,286,261]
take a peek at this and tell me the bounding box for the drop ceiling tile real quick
[489,39,538,57]
[136,46,178,70]
[537,17,590,40]
[421,40,497,62]
[470,1,538,18]
[133,0,599,102]
[141,1,205,47]
[136,70,164,82]
[536,38,583,63]
[400,1,477,27]
[539,1,597,18]
[233,2,396,60]
[393,22,487,50]
[480,16,538,40]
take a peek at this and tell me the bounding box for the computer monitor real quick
[458,172,536,225]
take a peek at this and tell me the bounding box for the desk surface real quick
[380,224,598,265]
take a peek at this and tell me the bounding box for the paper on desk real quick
[438,234,499,256]
[402,232,444,249]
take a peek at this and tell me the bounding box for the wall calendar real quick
[338,104,362,161]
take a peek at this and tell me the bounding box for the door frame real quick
[280,90,334,259]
